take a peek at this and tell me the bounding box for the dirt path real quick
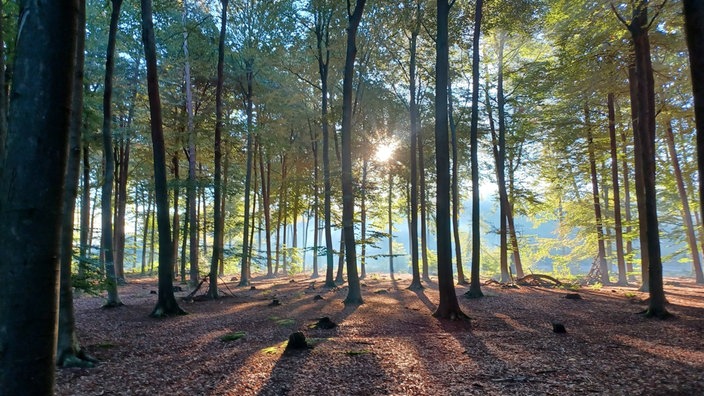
[55,275,704,395]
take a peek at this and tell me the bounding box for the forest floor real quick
[55,273,704,396]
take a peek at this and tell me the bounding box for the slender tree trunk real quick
[420,124,430,281]
[448,75,466,285]
[208,0,228,298]
[408,1,423,290]
[434,0,467,318]
[58,0,97,368]
[141,190,152,275]
[0,1,77,392]
[259,141,274,277]
[311,122,320,278]
[180,193,189,282]
[608,93,628,285]
[101,0,124,307]
[141,0,186,317]
[80,139,91,277]
[172,153,180,279]
[0,0,6,165]
[388,171,394,279]
[312,8,336,288]
[360,158,368,280]
[185,1,199,288]
[665,121,704,283]
[621,85,635,278]
[465,0,484,299]
[239,59,254,286]
[586,104,610,284]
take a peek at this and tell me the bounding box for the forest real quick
[1,0,704,394]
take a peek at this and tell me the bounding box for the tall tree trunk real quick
[259,141,274,277]
[618,1,668,317]
[80,133,91,278]
[665,121,704,283]
[465,0,484,299]
[0,1,77,392]
[682,1,704,236]
[185,0,199,289]
[57,0,96,368]
[172,152,181,279]
[101,0,124,308]
[340,0,366,305]
[313,8,336,289]
[420,124,430,281]
[208,0,228,299]
[448,74,467,285]
[608,93,628,285]
[141,0,186,317]
[408,0,423,290]
[310,120,320,278]
[586,104,610,284]
[239,59,254,287]
[434,0,467,318]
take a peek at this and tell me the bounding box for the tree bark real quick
[608,93,628,285]
[665,121,704,283]
[57,0,96,368]
[0,1,77,392]
[208,0,228,298]
[434,0,467,318]
[408,0,423,290]
[586,104,610,284]
[239,59,254,287]
[141,0,186,317]
[465,0,484,299]
[682,1,704,239]
[341,0,366,305]
[101,0,124,307]
[448,74,467,285]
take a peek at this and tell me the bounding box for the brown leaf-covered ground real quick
[55,274,704,395]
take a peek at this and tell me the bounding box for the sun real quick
[374,141,396,163]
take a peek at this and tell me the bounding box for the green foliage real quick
[344,349,371,356]
[269,316,295,327]
[72,255,110,296]
[220,331,246,342]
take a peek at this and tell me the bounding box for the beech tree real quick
[0,1,78,393]
[141,0,186,317]
[434,0,466,319]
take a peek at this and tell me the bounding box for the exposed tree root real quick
[516,274,563,287]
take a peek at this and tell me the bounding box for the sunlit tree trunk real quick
[665,121,704,283]
[448,74,466,285]
[408,0,423,289]
[239,59,254,287]
[608,93,628,285]
[586,104,609,284]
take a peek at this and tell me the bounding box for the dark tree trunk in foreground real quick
[58,0,97,368]
[465,0,484,299]
[434,0,466,319]
[0,0,6,165]
[608,93,628,285]
[615,1,668,317]
[0,1,77,393]
[341,0,365,305]
[208,0,228,298]
[683,1,704,241]
[101,0,124,308]
[665,122,704,283]
[141,0,186,317]
[586,104,610,284]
